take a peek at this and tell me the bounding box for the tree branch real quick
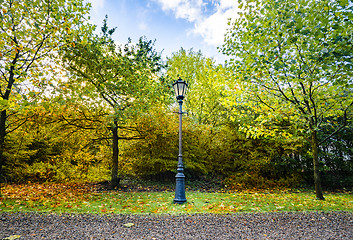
[319,100,353,145]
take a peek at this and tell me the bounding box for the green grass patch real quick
[1,184,352,214]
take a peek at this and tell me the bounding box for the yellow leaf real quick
[123,223,135,228]
[3,235,21,240]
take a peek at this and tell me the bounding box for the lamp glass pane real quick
[180,82,186,96]
[173,82,179,97]
[178,82,183,96]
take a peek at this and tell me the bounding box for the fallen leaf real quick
[3,235,21,240]
[123,223,135,228]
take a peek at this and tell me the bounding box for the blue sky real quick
[86,0,239,63]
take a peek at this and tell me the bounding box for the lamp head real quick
[173,77,188,100]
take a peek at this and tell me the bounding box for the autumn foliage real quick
[1,0,352,197]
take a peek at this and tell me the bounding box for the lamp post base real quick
[174,172,186,204]
[174,199,187,204]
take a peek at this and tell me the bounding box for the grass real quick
[0,183,352,214]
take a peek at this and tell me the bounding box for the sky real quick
[86,0,240,63]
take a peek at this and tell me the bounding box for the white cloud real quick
[154,0,239,47]
[89,0,106,12]
[154,0,203,22]
[191,0,238,46]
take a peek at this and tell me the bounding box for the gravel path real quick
[1,212,352,239]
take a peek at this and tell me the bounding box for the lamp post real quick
[173,77,188,204]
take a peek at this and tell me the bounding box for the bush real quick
[225,172,302,191]
[2,105,110,183]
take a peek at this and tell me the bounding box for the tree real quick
[0,0,91,195]
[166,49,229,126]
[222,0,353,199]
[61,17,167,187]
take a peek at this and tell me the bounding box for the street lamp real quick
[173,77,188,204]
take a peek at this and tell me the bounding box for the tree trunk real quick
[0,53,18,196]
[0,109,7,197]
[311,129,325,200]
[110,122,120,188]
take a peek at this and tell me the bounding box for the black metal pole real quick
[174,99,186,204]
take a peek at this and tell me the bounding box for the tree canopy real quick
[166,49,230,126]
